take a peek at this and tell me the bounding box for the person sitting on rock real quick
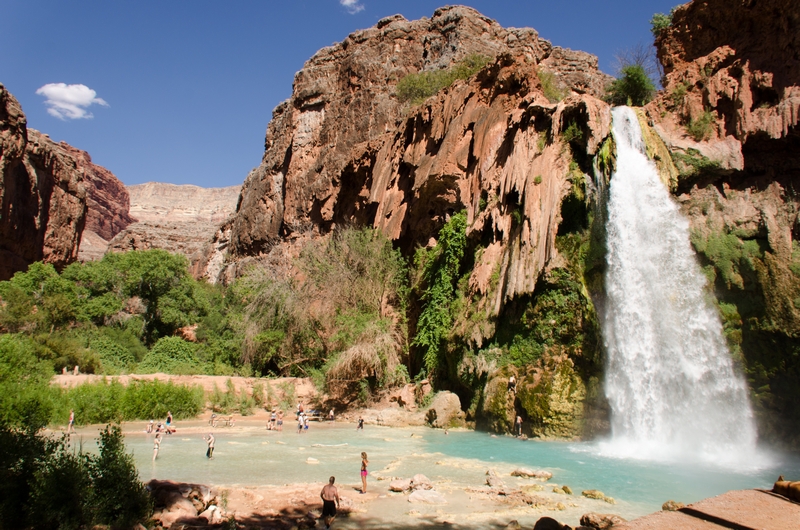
[508,375,516,393]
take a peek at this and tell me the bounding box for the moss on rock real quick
[517,355,586,438]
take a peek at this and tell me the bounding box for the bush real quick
[138,336,202,374]
[413,212,468,376]
[0,424,151,529]
[54,379,204,425]
[650,9,676,37]
[396,54,491,105]
[606,64,656,106]
[87,425,152,528]
[0,334,57,429]
[537,70,565,103]
[686,110,715,141]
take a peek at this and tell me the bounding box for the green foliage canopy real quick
[605,64,656,107]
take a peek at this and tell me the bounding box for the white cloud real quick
[340,0,364,14]
[35,83,108,120]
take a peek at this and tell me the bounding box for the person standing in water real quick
[67,410,75,433]
[356,417,364,431]
[515,415,523,436]
[204,433,215,458]
[320,476,340,529]
[277,410,284,431]
[153,433,162,461]
[360,452,369,494]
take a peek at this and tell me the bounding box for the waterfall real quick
[600,107,757,465]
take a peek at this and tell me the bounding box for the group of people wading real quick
[141,407,370,529]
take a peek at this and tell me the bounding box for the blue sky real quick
[2,1,678,188]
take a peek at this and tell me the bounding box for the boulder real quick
[198,505,224,525]
[425,391,466,428]
[410,474,433,491]
[389,478,412,492]
[579,512,626,529]
[661,500,685,511]
[511,468,553,480]
[395,384,417,411]
[486,476,505,489]
[582,489,605,500]
[533,516,567,530]
[408,489,447,504]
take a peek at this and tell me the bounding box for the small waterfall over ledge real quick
[600,107,757,465]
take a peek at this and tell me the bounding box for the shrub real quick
[138,336,201,374]
[561,122,583,144]
[0,424,151,529]
[537,70,564,103]
[396,54,491,105]
[0,334,56,429]
[54,379,204,424]
[650,9,676,37]
[413,212,468,376]
[87,425,152,528]
[686,110,715,141]
[121,379,204,420]
[606,64,656,106]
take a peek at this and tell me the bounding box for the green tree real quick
[606,64,656,106]
[87,425,152,528]
[0,334,56,429]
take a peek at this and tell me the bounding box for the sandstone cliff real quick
[64,145,136,261]
[200,6,614,438]
[109,182,240,266]
[644,0,800,444]
[214,6,610,283]
[0,84,87,280]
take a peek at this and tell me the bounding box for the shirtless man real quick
[320,476,340,529]
[68,410,75,433]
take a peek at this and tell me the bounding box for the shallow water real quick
[76,421,800,522]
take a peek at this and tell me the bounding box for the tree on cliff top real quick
[605,64,656,107]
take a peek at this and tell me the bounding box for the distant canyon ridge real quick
[0,84,241,278]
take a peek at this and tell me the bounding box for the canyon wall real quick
[109,182,240,267]
[67,146,136,261]
[645,0,800,444]
[204,6,614,438]
[0,84,87,280]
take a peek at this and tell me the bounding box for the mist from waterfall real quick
[599,106,759,466]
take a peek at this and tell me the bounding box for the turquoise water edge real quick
[76,421,800,521]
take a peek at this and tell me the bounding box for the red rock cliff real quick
[216,6,612,302]
[0,84,87,280]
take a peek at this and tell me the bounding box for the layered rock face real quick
[110,183,240,266]
[645,0,800,444]
[64,146,136,261]
[206,6,614,438]
[0,84,87,280]
[224,5,611,265]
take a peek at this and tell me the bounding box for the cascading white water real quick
[601,106,758,465]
